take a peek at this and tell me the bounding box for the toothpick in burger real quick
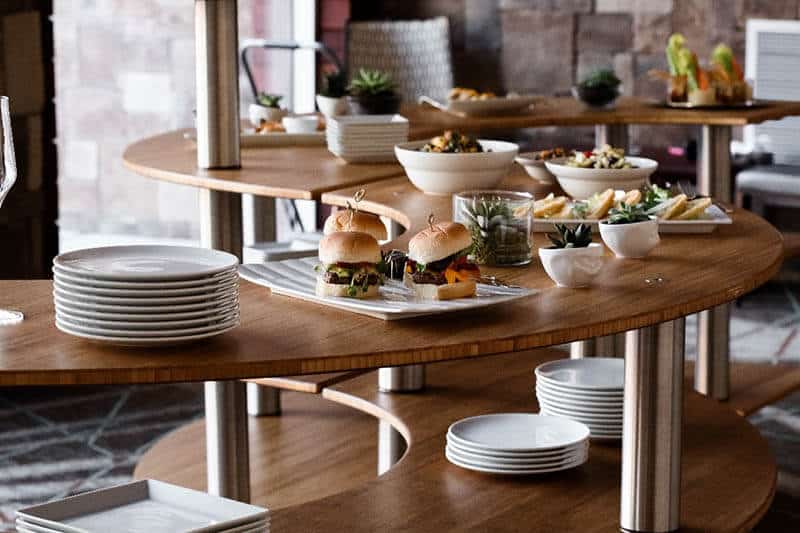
[316,231,383,298]
[404,220,480,300]
[323,209,387,241]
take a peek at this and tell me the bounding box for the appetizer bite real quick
[420,130,484,153]
[566,145,634,169]
[316,231,383,298]
[448,87,496,101]
[404,220,480,300]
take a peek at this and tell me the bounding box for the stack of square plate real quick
[535,358,624,440]
[445,413,590,475]
[326,114,409,163]
[52,245,240,347]
[16,479,269,532]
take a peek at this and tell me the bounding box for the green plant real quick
[460,197,530,265]
[547,223,593,249]
[579,69,621,89]
[642,183,671,210]
[348,69,396,97]
[320,70,347,98]
[257,93,283,108]
[606,202,651,225]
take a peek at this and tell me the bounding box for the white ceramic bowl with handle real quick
[544,156,658,199]
[599,219,659,258]
[394,140,519,195]
[538,242,606,288]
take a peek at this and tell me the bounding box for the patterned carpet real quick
[0,282,798,531]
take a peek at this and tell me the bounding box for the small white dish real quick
[536,379,624,399]
[446,435,588,459]
[536,358,624,390]
[446,445,588,470]
[545,156,657,199]
[515,153,555,184]
[445,447,586,475]
[447,413,589,453]
[281,115,319,134]
[394,139,519,195]
[538,242,605,288]
[248,103,285,127]
[316,94,347,118]
[599,218,660,258]
[538,400,623,421]
[446,442,587,466]
[535,387,623,411]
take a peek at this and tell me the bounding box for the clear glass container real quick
[453,190,533,266]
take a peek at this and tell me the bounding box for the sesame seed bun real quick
[408,221,472,264]
[323,209,388,241]
[318,231,381,265]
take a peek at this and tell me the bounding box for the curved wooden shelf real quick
[136,349,776,532]
[122,130,403,200]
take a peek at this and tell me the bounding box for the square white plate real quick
[239,259,536,320]
[16,517,269,533]
[17,480,268,533]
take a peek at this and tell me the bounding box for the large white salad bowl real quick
[544,156,658,198]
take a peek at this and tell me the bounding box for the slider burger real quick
[323,209,387,241]
[404,221,480,300]
[316,231,383,298]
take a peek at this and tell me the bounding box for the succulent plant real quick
[606,202,651,225]
[547,223,593,249]
[348,69,397,97]
[579,69,621,89]
[257,93,283,108]
[460,197,530,265]
[320,70,347,98]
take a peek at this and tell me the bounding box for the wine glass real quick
[0,96,23,325]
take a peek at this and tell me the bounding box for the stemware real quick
[0,96,23,325]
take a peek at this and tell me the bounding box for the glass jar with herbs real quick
[453,190,533,266]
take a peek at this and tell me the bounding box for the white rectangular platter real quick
[239,258,537,321]
[17,480,268,533]
[533,204,732,234]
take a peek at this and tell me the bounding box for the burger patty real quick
[410,270,447,285]
[323,271,380,285]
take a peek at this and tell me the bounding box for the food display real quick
[454,191,533,266]
[649,34,752,107]
[566,145,634,169]
[315,231,384,299]
[448,87,497,101]
[403,221,481,300]
[420,130,484,153]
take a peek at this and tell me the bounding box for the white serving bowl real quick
[394,140,519,195]
[248,103,286,127]
[599,219,659,258]
[316,94,347,118]
[544,156,658,199]
[282,115,319,134]
[538,242,605,288]
[515,153,555,184]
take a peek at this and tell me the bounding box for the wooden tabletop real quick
[122,130,403,200]
[406,96,800,138]
[136,350,776,532]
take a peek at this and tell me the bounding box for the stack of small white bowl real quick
[535,358,624,440]
[326,114,409,163]
[52,245,240,347]
[445,413,590,475]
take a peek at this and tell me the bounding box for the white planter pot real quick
[538,242,605,288]
[599,219,659,258]
[248,103,286,127]
[316,94,347,118]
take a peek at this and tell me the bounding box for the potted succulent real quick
[346,68,401,115]
[539,224,605,288]
[316,70,348,118]
[248,92,286,127]
[572,69,622,108]
[599,202,660,258]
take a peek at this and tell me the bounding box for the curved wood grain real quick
[122,130,403,200]
[136,349,776,532]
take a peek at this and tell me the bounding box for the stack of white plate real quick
[17,479,269,532]
[445,413,590,475]
[326,114,409,163]
[535,358,624,440]
[52,245,240,347]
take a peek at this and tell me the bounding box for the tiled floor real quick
[0,282,798,531]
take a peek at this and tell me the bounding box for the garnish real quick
[420,130,483,153]
[642,184,671,210]
[547,223,593,249]
[606,202,651,225]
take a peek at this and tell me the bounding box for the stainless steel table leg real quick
[621,318,685,533]
[377,420,406,475]
[205,381,250,501]
[246,382,281,416]
[595,124,629,149]
[695,124,732,400]
[570,334,625,358]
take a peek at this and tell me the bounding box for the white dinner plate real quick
[240,260,536,321]
[539,409,622,429]
[447,413,589,453]
[52,265,238,289]
[535,387,624,411]
[537,398,623,419]
[54,293,238,313]
[56,315,239,338]
[53,301,240,322]
[445,435,587,459]
[445,442,587,466]
[535,358,624,391]
[446,445,587,470]
[55,320,239,347]
[55,307,239,330]
[53,275,239,297]
[535,381,624,404]
[54,245,239,281]
[53,285,237,306]
[445,448,585,475]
